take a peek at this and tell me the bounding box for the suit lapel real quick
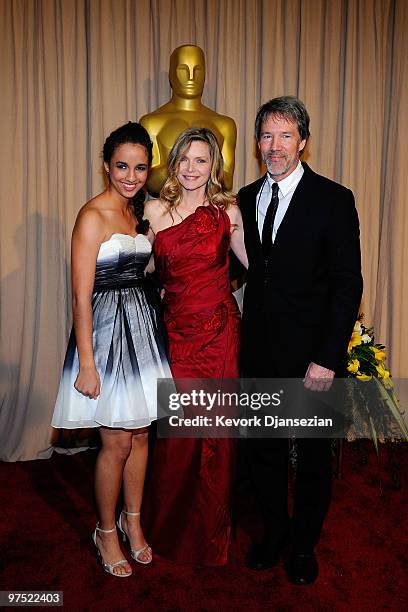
[243,164,316,253]
[273,162,314,246]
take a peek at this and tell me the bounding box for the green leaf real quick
[373,377,408,441]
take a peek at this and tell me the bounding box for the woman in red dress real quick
[144,127,248,565]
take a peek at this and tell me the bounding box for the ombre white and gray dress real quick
[52,233,171,430]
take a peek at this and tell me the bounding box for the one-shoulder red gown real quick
[143,204,240,565]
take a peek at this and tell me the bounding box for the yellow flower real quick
[376,364,390,379]
[371,346,386,362]
[347,359,360,374]
[356,373,372,381]
[353,321,363,334]
[348,331,363,353]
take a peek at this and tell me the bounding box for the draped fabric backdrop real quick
[1,0,407,460]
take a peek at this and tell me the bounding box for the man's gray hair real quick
[255,96,310,142]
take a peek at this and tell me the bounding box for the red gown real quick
[143,204,240,565]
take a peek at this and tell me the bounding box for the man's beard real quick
[264,153,296,178]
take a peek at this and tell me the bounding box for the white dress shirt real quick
[257,161,304,242]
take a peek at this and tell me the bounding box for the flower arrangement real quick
[346,315,408,448]
[347,318,389,380]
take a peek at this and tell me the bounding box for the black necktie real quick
[262,181,279,256]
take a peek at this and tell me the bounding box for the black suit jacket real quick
[238,162,363,376]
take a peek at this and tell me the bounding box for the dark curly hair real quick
[103,122,153,235]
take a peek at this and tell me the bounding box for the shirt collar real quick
[266,161,304,197]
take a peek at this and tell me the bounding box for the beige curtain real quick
[1,0,407,460]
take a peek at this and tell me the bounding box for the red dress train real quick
[143,204,240,565]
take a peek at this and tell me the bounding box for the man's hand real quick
[304,362,334,392]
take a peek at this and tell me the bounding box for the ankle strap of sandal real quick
[121,510,141,517]
[95,523,116,533]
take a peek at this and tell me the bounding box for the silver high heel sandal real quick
[117,510,152,565]
[92,523,132,577]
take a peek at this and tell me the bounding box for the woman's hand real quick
[145,252,155,274]
[74,366,101,399]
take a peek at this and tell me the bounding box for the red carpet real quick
[0,442,407,611]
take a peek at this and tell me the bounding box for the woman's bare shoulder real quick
[225,199,240,220]
[144,198,167,219]
[73,196,106,240]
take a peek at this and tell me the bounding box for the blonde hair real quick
[160,127,235,211]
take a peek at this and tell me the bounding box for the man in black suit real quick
[238,96,363,584]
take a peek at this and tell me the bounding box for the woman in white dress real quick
[52,122,171,577]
